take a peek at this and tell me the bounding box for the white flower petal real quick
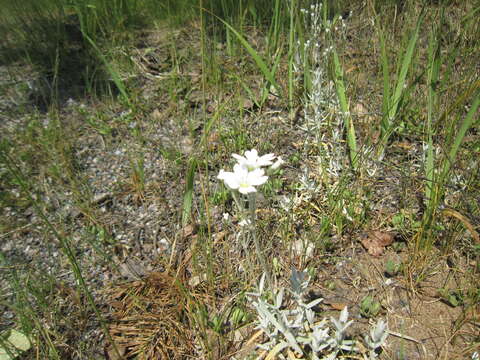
[239,219,252,227]
[257,153,275,166]
[225,180,240,190]
[232,153,245,162]
[238,185,257,194]
[233,163,248,175]
[220,150,275,192]
[244,149,258,160]
[219,170,241,189]
[250,168,265,177]
[217,169,228,180]
[248,174,268,186]
[234,149,276,170]
[270,156,284,170]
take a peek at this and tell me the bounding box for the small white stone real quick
[385,278,394,286]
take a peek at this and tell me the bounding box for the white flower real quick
[238,219,251,227]
[270,156,284,170]
[232,149,275,171]
[218,164,268,194]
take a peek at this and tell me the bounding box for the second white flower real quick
[218,164,268,194]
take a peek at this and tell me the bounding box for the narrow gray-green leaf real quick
[182,157,197,227]
[441,91,480,180]
[207,10,282,96]
[82,33,131,107]
[333,50,358,170]
[388,14,424,126]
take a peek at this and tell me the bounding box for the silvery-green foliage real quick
[290,268,310,299]
[248,269,389,359]
[365,319,389,358]
[307,319,330,352]
[331,306,353,335]
[330,307,356,352]
[289,269,323,327]
[297,3,355,181]
[247,274,303,355]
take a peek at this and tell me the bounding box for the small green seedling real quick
[272,257,282,276]
[306,267,316,280]
[392,241,406,252]
[229,306,248,328]
[360,295,381,318]
[210,314,224,334]
[210,188,229,205]
[325,280,336,291]
[438,288,464,307]
[385,259,402,277]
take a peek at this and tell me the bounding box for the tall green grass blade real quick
[333,50,358,170]
[287,0,296,111]
[182,157,197,227]
[379,13,424,156]
[418,87,480,250]
[436,79,480,129]
[225,26,234,56]
[205,9,282,97]
[199,95,232,150]
[389,14,423,124]
[260,47,283,105]
[425,27,441,208]
[268,0,282,54]
[81,33,131,107]
[231,47,282,108]
[441,91,480,181]
[461,5,480,24]
[379,31,391,132]
[234,75,260,108]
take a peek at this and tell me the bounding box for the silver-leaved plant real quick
[247,269,389,360]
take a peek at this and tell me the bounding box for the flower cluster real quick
[217,149,283,194]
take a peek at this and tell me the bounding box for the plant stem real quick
[248,192,272,286]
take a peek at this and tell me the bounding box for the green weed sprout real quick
[360,295,382,318]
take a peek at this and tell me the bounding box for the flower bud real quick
[270,157,284,170]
